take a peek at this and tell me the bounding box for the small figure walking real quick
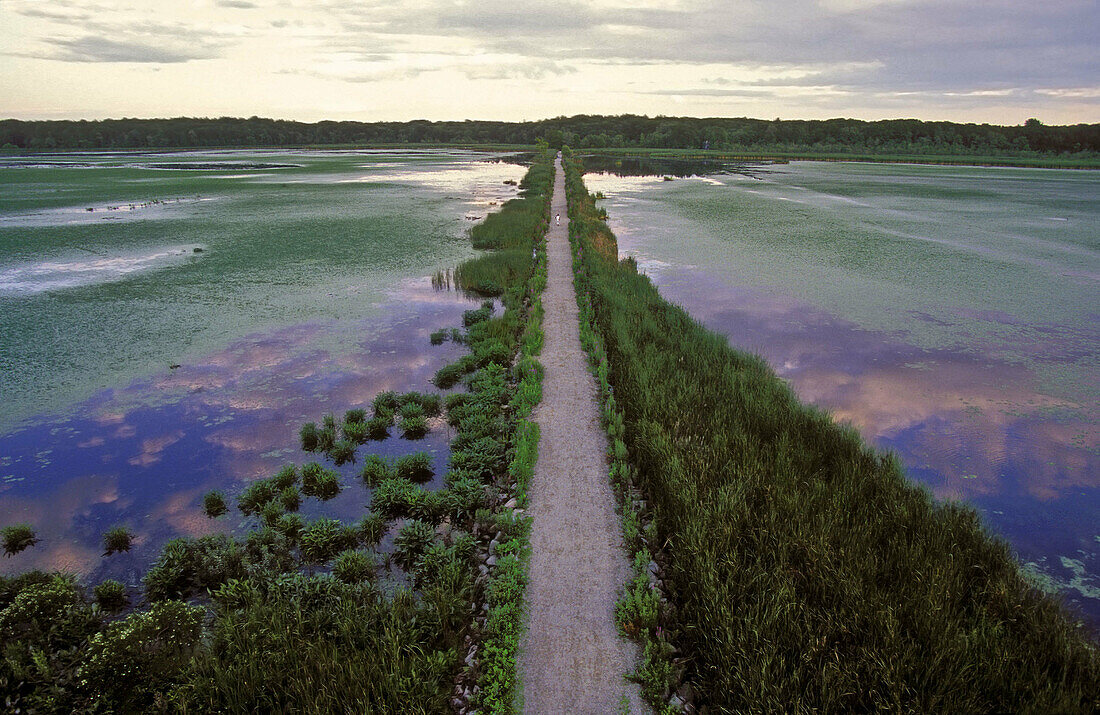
[555,213,560,225]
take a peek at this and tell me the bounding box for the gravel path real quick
[518,157,646,714]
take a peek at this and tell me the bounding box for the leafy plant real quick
[1,524,39,556]
[395,452,434,483]
[102,526,134,556]
[401,415,429,440]
[301,462,341,500]
[202,491,229,518]
[332,550,376,583]
[93,580,128,611]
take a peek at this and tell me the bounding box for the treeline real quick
[1,114,1097,157]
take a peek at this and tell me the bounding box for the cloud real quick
[217,0,257,7]
[43,36,216,63]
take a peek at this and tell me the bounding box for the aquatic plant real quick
[365,416,391,440]
[1,524,39,557]
[276,513,305,543]
[279,485,301,512]
[395,452,434,483]
[203,490,229,518]
[356,513,386,547]
[370,477,423,519]
[359,454,393,487]
[342,420,368,444]
[371,391,399,419]
[102,526,134,556]
[329,439,357,466]
[301,463,341,500]
[332,550,376,584]
[271,465,299,490]
[238,480,277,516]
[300,518,351,564]
[261,500,284,528]
[393,520,435,570]
[401,415,429,440]
[430,329,448,345]
[299,422,320,452]
[344,408,366,424]
[93,580,128,612]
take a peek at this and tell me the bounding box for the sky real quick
[1,0,1097,125]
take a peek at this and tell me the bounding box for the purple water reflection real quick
[653,266,1100,628]
[0,279,477,588]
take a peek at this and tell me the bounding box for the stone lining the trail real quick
[517,157,646,714]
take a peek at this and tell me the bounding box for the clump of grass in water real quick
[301,463,341,500]
[360,455,392,487]
[93,579,128,611]
[395,452,434,483]
[102,526,134,556]
[1,524,39,557]
[401,415,429,440]
[203,491,229,518]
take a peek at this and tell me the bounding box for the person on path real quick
[556,213,560,225]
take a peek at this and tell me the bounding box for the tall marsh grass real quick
[561,148,1100,712]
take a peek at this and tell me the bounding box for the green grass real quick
[101,525,134,556]
[561,147,1100,712]
[1,524,39,556]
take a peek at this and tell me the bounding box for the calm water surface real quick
[585,159,1100,628]
[0,149,522,586]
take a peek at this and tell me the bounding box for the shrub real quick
[360,454,393,487]
[344,408,366,424]
[80,600,204,707]
[393,520,435,570]
[301,463,341,500]
[395,452,434,483]
[333,550,376,583]
[202,491,229,518]
[329,439,357,466]
[144,539,197,601]
[401,416,429,440]
[365,416,391,440]
[102,526,134,556]
[93,580,128,611]
[1,524,39,556]
[0,575,81,637]
[271,464,299,490]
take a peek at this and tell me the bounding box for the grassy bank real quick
[561,147,1100,712]
[0,153,552,713]
[581,146,1100,169]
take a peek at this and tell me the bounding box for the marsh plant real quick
[401,415,429,440]
[395,452,434,483]
[202,490,229,518]
[93,579,128,611]
[301,463,341,500]
[102,526,134,556]
[332,550,376,583]
[2,524,39,556]
[359,454,393,487]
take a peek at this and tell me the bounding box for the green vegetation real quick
[395,452,435,483]
[202,490,229,518]
[0,150,552,713]
[561,147,1100,712]
[4,116,1097,167]
[2,524,39,556]
[92,579,128,611]
[101,526,134,556]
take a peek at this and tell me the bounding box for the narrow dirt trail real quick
[518,157,646,713]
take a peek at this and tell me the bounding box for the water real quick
[585,160,1100,628]
[0,149,523,586]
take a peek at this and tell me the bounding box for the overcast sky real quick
[1,0,1097,124]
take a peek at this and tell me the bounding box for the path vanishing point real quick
[518,157,646,713]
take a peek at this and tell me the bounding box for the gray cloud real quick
[217,0,258,7]
[47,36,217,63]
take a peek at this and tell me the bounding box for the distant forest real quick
[2,115,1097,157]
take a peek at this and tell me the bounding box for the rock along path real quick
[518,156,646,713]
